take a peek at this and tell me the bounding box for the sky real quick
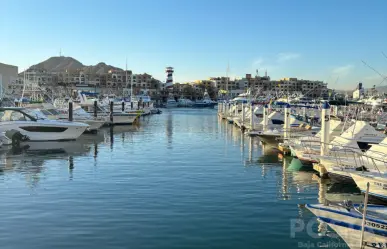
[1,0,386,89]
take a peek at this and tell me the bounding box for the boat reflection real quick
[0,133,108,187]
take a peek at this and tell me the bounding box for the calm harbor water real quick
[0,109,360,249]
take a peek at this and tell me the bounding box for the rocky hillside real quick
[25,56,123,74]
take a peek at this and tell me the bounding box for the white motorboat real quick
[291,121,386,164]
[26,103,106,133]
[317,137,387,182]
[53,106,106,132]
[166,96,178,108]
[0,107,88,141]
[350,172,387,201]
[77,101,140,125]
[177,98,194,107]
[306,202,387,248]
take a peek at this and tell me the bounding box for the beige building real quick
[14,68,161,96]
[0,62,18,95]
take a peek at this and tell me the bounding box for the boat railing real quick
[318,141,387,175]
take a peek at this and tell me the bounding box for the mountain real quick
[25,56,124,74]
[30,56,83,72]
[83,62,123,74]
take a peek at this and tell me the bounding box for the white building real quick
[0,62,18,95]
[352,82,364,99]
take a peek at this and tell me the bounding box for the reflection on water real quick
[166,111,173,149]
[0,109,367,249]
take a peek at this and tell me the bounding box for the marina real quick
[1,67,387,248]
[0,107,386,248]
[1,1,387,247]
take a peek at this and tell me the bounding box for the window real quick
[21,126,68,132]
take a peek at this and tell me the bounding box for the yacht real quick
[25,103,106,133]
[79,103,139,125]
[230,89,251,104]
[177,98,194,107]
[192,90,217,108]
[62,93,140,125]
[166,94,178,108]
[0,107,88,141]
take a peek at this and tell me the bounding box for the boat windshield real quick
[46,109,60,115]
[0,109,36,122]
[39,109,53,116]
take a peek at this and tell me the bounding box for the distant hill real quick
[83,62,123,74]
[376,85,387,93]
[24,56,123,74]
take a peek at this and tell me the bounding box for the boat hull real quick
[306,204,387,248]
[0,120,88,141]
[256,133,282,144]
[108,114,139,125]
[192,103,217,108]
[350,173,387,201]
[166,102,178,108]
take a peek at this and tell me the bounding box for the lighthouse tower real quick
[165,67,174,89]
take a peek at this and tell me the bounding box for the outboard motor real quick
[4,129,29,148]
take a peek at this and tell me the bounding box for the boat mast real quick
[128,58,133,99]
[125,58,128,98]
[226,62,229,100]
[21,68,27,100]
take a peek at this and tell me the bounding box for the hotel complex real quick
[2,60,329,100]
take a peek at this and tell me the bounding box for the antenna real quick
[361,60,387,86]
[256,69,259,77]
[226,62,230,94]
[382,51,387,61]
[59,48,62,57]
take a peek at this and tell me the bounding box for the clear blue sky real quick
[1,0,386,89]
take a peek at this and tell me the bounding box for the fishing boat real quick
[317,137,387,182]
[290,121,386,164]
[306,202,387,248]
[192,90,217,108]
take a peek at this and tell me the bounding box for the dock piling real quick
[68,100,73,121]
[241,103,245,128]
[263,104,268,132]
[94,100,98,118]
[250,103,254,130]
[320,102,330,156]
[284,104,291,140]
[110,101,114,123]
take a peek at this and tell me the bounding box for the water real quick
[0,109,359,248]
